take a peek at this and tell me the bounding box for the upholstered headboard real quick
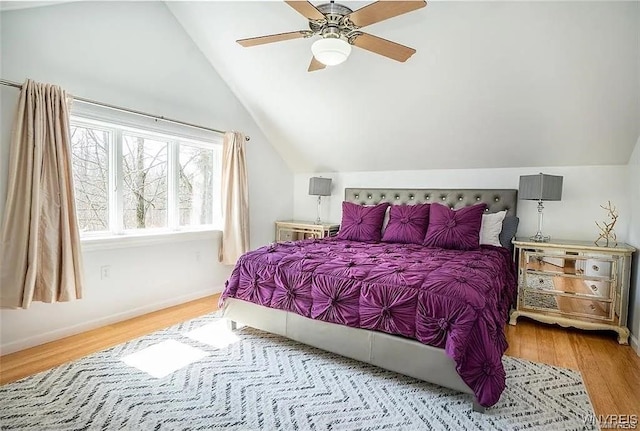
[344,188,517,216]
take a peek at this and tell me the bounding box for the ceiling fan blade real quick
[352,32,416,62]
[308,57,326,72]
[285,1,325,21]
[237,31,307,47]
[347,1,426,28]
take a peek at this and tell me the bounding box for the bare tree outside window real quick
[122,135,167,230]
[179,145,214,226]
[70,125,109,232]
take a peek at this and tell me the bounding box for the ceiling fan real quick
[237,1,427,72]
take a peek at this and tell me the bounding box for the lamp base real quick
[315,196,322,225]
[530,233,551,242]
[530,201,551,242]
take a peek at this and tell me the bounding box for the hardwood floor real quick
[1,295,639,418]
[0,295,219,385]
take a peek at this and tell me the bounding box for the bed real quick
[220,188,518,412]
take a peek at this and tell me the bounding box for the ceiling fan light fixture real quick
[311,37,352,66]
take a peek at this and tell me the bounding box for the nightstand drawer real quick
[584,259,612,277]
[278,230,295,242]
[583,280,611,298]
[520,289,614,322]
[522,273,612,299]
[522,251,615,281]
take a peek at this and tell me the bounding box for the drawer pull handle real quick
[538,278,545,284]
[590,284,598,291]
[592,265,600,271]
[590,304,596,310]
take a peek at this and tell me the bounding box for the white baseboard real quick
[630,333,640,356]
[0,287,222,355]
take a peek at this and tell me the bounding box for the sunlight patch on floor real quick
[121,340,209,378]
[184,319,240,349]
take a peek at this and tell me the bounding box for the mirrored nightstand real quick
[509,238,636,344]
[275,220,340,242]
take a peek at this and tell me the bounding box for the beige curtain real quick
[218,131,249,265]
[0,79,84,309]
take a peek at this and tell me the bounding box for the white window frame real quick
[70,115,223,250]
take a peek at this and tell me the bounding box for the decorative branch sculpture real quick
[595,201,618,247]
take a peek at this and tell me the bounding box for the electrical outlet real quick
[195,251,201,262]
[100,265,111,280]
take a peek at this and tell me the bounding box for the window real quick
[70,117,221,237]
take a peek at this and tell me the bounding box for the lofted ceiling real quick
[175,2,635,173]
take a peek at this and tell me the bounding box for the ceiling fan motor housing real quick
[316,2,352,17]
[310,2,358,41]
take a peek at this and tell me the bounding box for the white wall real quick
[0,2,293,354]
[294,165,630,242]
[627,138,640,353]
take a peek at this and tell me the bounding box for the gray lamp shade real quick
[518,173,563,201]
[308,177,332,196]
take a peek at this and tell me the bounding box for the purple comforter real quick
[220,237,517,407]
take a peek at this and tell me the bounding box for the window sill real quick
[81,229,220,252]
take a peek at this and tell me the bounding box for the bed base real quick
[222,297,486,413]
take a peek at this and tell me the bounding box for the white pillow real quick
[480,210,507,247]
[381,206,391,233]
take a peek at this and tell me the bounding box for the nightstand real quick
[275,220,340,242]
[509,238,636,344]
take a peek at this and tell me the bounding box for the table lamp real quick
[308,177,332,225]
[518,173,563,242]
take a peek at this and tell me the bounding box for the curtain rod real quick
[0,78,250,141]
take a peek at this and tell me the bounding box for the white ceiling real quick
[167,1,639,174]
[0,1,73,11]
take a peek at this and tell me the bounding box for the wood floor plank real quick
[1,295,639,419]
[503,326,520,358]
[550,325,579,370]
[534,322,556,364]
[511,317,540,363]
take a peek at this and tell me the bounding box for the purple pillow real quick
[337,202,390,242]
[423,203,487,250]
[382,204,430,244]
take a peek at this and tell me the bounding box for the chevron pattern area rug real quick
[0,313,597,431]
